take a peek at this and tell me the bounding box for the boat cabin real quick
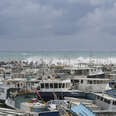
[39,79,71,92]
[54,65,105,78]
[71,77,110,92]
[95,93,116,111]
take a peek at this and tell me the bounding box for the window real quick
[41,83,44,88]
[113,101,116,105]
[81,80,83,84]
[94,80,96,84]
[100,80,103,84]
[88,80,90,84]
[96,80,99,84]
[75,80,79,83]
[97,96,100,99]
[59,83,62,88]
[104,99,107,103]
[50,83,53,88]
[54,83,58,88]
[107,100,111,104]
[90,80,92,84]
[104,99,111,104]
[62,83,65,88]
[45,83,49,88]
[100,97,103,101]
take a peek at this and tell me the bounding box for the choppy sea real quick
[0,51,116,64]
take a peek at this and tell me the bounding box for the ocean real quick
[0,51,116,64]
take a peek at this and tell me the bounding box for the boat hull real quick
[39,91,86,101]
[39,111,59,116]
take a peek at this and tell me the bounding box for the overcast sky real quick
[0,0,116,51]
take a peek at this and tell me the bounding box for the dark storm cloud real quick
[0,0,93,37]
[0,0,116,51]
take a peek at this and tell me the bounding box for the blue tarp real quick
[70,104,96,116]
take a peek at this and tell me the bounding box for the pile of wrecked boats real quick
[0,61,116,116]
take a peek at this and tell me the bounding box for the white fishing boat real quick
[54,64,105,77]
[71,77,110,92]
[37,79,85,101]
[39,79,71,92]
[94,90,116,111]
[71,66,110,93]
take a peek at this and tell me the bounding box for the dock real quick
[0,107,38,116]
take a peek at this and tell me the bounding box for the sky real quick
[0,0,116,51]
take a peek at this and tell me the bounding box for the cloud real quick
[0,0,116,51]
[78,1,116,36]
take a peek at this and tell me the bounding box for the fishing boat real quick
[94,90,116,111]
[37,79,84,101]
[71,66,110,93]
[71,77,110,93]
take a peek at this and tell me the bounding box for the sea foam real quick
[24,56,116,65]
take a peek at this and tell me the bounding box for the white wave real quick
[23,56,116,65]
